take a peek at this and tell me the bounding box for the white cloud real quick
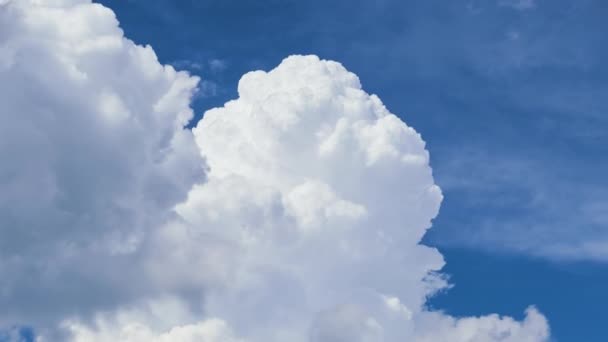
[0,0,203,331]
[415,307,549,342]
[63,298,243,342]
[66,319,240,342]
[0,1,550,341]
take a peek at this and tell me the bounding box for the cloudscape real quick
[1,0,605,341]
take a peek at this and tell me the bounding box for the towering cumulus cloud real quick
[0,0,549,341]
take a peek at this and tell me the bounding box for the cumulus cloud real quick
[415,307,549,342]
[0,0,203,332]
[63,298,242,342]
[66,319,240,342]
[0,0,549,341]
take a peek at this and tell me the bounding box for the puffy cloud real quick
[0,1,550,341]
[66,320,240,342]
[415,307,549,342]
[0,0,202,332]
[159,54,446,341]
[63,298,242,342]
[172,54,548,342]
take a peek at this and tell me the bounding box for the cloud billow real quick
[0,1,549,341]
[0,0,203,333]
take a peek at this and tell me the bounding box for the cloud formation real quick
[0,0,549,341]
[0,0,203,332]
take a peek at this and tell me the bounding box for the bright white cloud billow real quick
[0,1,549,341]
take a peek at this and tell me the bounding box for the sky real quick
[0,0,606,341]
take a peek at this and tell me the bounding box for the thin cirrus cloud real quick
[1,0,549,341]
[431,147,608,262]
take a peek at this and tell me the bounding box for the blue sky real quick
[94,0,607,340]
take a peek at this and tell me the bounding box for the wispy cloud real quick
[170,59,227,98]
[171,58,228,73]
[171,59,204,71]
[208,58,227,73]
[197,79,219,98]
[499,0,536,10]
[430,146,608,262]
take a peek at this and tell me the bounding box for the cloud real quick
[170,59,227,74]
[415,307,549,342]
[169,60,222,98]
[0,1,549,341]
[0,0,203,332]
[70,54,548,341]
[208,59,227,73]
[63,298,242,342]
[499,0,536,10]
[66,319,240,342]
[431,146,608,262]
[197,79,219,98]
